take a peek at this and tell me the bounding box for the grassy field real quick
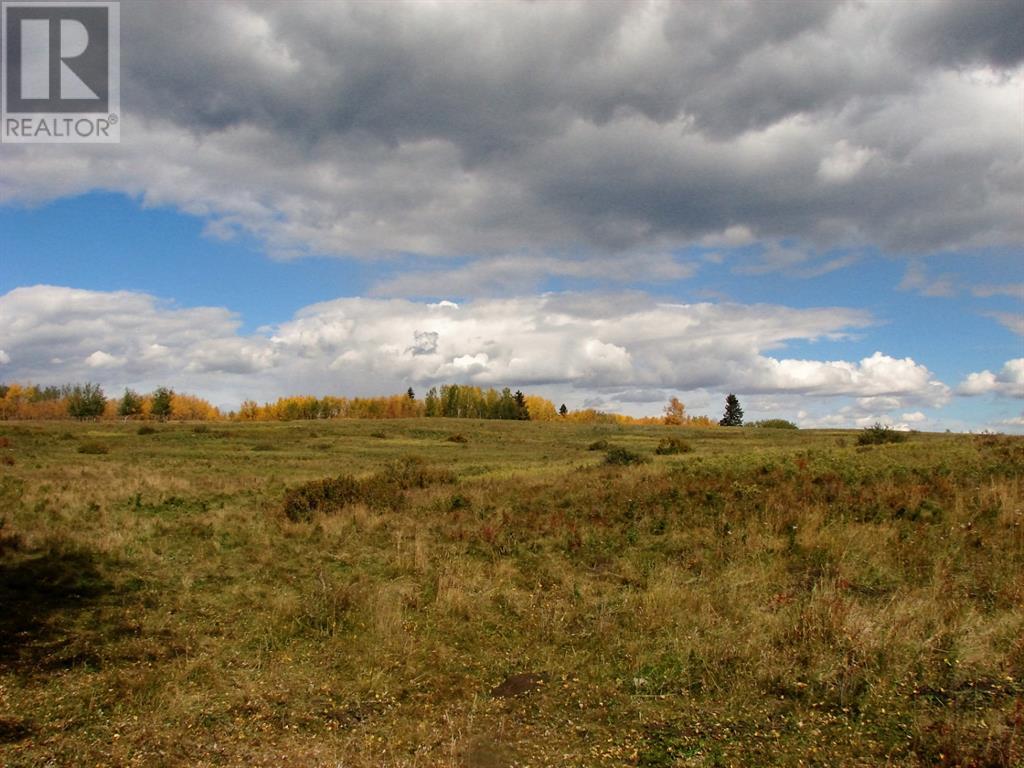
[0,419,1021,767]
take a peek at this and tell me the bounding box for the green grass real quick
[0,419,1021,766]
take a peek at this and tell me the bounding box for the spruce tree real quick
[719,393,744,427]
[513,390,529,420]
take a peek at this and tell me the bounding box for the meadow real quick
[0,419,1020,767]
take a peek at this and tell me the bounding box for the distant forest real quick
[0,382,719,427]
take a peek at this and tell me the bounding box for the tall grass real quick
[0,419,1020,766]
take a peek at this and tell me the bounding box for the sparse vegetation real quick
[0,419,1020,767]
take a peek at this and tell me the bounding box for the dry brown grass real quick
[0,420,1020,766]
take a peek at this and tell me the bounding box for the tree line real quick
[0,383,218,421]
[0,381,748,427]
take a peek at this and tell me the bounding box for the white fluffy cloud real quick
[0,285,952,416]
[957,359,1024,398]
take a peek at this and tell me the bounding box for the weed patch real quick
[655,437,693,455]
[76,441,108,455]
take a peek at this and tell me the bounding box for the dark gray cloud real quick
[895,0,1024,69]
[1,0,1020,263]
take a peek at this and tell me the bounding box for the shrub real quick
[137,425,157,435]
[193,425,209,434]
[282,475,362,522]
[655,437,693,455]
[77,442,109,455]
[587,439,610,451]
[281,456,455,522]
[378,455,456,489]
[447,433,468,443]
[604,446,649,466]
[857,423,907,446]
[748,419,798,430]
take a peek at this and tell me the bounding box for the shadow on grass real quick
[0,544,112,672]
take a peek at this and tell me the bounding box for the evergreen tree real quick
[719,393,744,427]
[151,387,174,421]
[513,390,529,420]
[496,387,517,419]
[559,403,568,416]
[407,387,415,401]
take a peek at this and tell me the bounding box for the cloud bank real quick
[0,0,1020,269]
[0,285,954,418]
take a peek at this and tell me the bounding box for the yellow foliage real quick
[524,395,559,421]
[170,393,220,421]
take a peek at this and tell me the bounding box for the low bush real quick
[857,423,907,446]
[603,446,649,466]
[281,475,362,522]
[655,436,693,455]
[378,456,456,489]
[587,439,610,451]
[446,433,468,443]
[281,456,455,522]
[747,419,799,429]
[137,425,156,435]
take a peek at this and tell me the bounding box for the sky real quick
[1,0,1022,430]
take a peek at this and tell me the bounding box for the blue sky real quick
[1,1,1021,429]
